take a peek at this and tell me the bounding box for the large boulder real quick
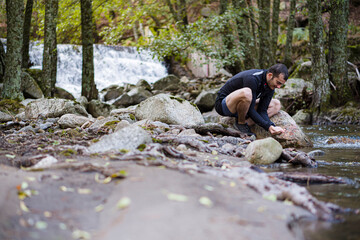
[21,72,44,99]
[87,99,113,118]
[135,94,205,126]
[112,94,133,108]
[127,87,153,104]
[25,98,88,119]
[152,75,180,91]
[245,137,283,165]
[102,85,124,102]
[0,111,13,122]
[54,87,75,100]
[251,110,313,148]
[194,89,218,112]
[88,125,152,153]
[58,114,91,128]
[289,61,312,81]
[292,109,311,125]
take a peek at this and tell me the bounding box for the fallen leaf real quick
[35,221,47,230]
[20,201,29,212]
[59,223,67,230]
[117,197,131,209]
[5,154,16,159]
[95,204,104,212]
[211,150,218,155]
[26,177,36,182]
[65,159,77,163]
[77,188,92,194]
[263,194,277,202]
[283,199,293,205]
[110,170,128,178]
[230,182,236,187]
[257,206,267,213]
[60,186,74,192]
[72,229,91,240]
[204,185,214,191]
[199,196,213,207]
[44,211,52,218]
[95,173,112,184]
[167,193,188,202]
[21,182,28,190]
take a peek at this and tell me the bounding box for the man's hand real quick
[269,125,285,135]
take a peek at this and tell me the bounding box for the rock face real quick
[135,94,205,126]
[21,72,44,99]
[25,99,88,119]
[194,89,218,112]
[251,110,313,148]
[58,114,91,128]
[289,61,312,81]
[54,87,75,100]
[245,137,283,165]
[0,111,13,122]
[88,125,152,153]
[152,75,180,91]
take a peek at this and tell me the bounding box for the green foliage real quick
[145,6,248,69]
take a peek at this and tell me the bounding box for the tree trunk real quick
[1,0,24,100]
[234,0,256,69]
[81,0,98,101]
[271,0,280,65]
[42,0,58,97]
[257,0,272,68]
[22,0,34,69]
[284,0,296,67]
[308,0,330,114]
[329,0,351,105]
[219,0,228,14]
[246,0,259,68]
[0,40,5,82]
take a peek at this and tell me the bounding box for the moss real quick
[119,149,129,154]
[170,96,185,103]
[129,114,136,121]
[0,99,25,115]
[60,149,78,156]
[92,139,99,143]
[190,102,200,111]
[137,144,146,152]
[104,120,120,126]
[220,123,229,128]
[200,140,209,143]
[152,138,163,143]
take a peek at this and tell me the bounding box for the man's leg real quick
[225,88,252,124]
[246,99,282,126]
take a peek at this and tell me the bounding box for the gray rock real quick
[135,94,205,126]
[58,114,91,129]
[128,87,153,104]
[88,125,152,153]
[275,78,313,100]
[136,79,151,91]
[289,61,312,81]
[112,93,133,107]
[110,107,137,123]
[245,137,283,165]
[114,120,131,132]
[0,111,13,122]
[88,117,118,132]
[292,109,311,125]
[76,96,89,109]
[88,99,113,118]
[152,74,180,91]
[194,89,218,112]
[25,98,88,119]
[54,87,75,100]
[307,150,325,158]
[21,72,44,99]
[39,122,54,130]
[251,110,313,148]
[102,85,124,102]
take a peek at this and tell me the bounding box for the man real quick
[215,63,288,136]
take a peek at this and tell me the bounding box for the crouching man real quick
[215,63,288,136]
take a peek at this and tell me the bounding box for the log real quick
[269,172,346,184]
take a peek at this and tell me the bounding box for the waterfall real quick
[26,42,167,98]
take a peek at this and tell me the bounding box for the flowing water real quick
[291,125,360,240]
[1,40,168,98]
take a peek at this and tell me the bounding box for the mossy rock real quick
[24,69,43,89]
[289,61,312,81]
[0,99,25,115]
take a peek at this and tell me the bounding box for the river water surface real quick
[291,125,359,240]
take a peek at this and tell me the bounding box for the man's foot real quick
[234,122,255,136]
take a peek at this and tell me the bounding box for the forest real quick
[0,0,359,119]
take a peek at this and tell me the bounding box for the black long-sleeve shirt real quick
[215,69,275,131]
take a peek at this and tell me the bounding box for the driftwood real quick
[281,148,318,168]
[269,172,346,184]
[188,123,248,138]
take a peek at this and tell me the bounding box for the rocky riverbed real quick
[0,88,351,240]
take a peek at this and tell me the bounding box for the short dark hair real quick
[268,63,288,80]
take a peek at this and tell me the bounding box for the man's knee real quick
[227,87,252,103]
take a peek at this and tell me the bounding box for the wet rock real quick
[88,99,113,118]
[251,110,313,148]
[25,98,88,119]
[292,109,311,125]
[0,111,12,122]
[152,74,180,91]
[58,114,91,129]
[245,137,283,165]
[307,150,325,158]
[54,87,75,100]
[194,89,218,112]
[326,137,360,145]
[88,125,152,153]
[135,94,205,126]
[21,71,44,99]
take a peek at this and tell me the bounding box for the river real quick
[283,125,360,240]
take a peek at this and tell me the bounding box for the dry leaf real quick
[117,197,131,209]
